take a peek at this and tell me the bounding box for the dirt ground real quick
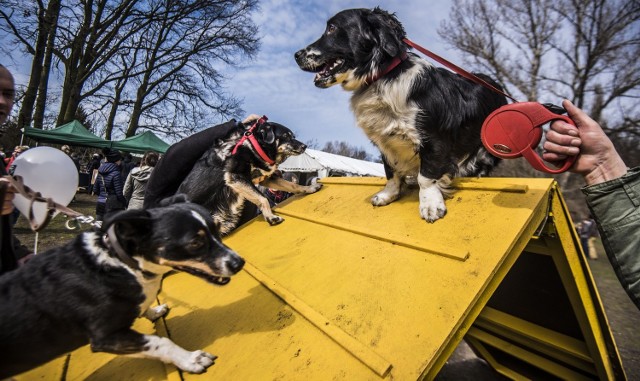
[13,194,640,380]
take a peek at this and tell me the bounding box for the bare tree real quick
[1,0,259,140]
[321,140,379,162]
[0,0,61,130]
[115,0,259,138]
[439,0,640,143]
[439,0,640,217]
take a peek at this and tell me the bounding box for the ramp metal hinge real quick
[532,191,556,239]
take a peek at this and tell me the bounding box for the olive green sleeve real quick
[583,166,640,310]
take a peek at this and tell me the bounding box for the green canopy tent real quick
[23,120,112,149]
[111,130,170,154]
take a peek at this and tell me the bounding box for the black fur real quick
[177,120,322,236]
[0,198,244,378]
[295,7,507,222]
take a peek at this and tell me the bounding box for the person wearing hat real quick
[95,148,127,224]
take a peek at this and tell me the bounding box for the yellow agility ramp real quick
[17,177,624,380]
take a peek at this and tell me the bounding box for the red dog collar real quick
[231,116,275,165]
[365,52,408,85]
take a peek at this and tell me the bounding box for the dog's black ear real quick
[158,193,190,207]
[368,7,406,57]
[257,123,275,144]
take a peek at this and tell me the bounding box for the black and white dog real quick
[0,196,244,378]
[178,118,322,236]
[295,7,507,222]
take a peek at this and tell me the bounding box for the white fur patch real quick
[190,210,208,228]
[351,59,428,177]
[128,335,215,373]
[371,175,402,206]
[417,174,447,222]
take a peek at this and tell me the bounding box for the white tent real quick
[279,149,385,178]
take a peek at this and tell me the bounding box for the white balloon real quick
[12,147,79,227]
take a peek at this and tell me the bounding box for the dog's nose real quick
[301,143,307,151]
[294,49,305,62]
[228,254,245,273]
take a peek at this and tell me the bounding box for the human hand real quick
[0,178,15,215]
[543,99,627,185]
[242,114,262,125]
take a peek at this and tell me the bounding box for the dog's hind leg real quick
[144,304,169,322]
[261,176,323,194]
[91,330,216,373]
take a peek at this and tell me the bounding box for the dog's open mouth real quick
[175,266,232,286]
[313,58,345,84]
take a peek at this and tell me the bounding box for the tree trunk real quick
[33,0,60,129]
[16,3,48,130]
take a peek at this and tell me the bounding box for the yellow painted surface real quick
[17,177,621,380]
[168,177,553,380]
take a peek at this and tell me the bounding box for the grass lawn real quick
[13,192,98,254]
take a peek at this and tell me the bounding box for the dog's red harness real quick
[401,37,577,174]
[231,115,275,165]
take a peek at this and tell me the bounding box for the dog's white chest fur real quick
[350,62,426,176]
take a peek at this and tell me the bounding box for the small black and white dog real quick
[178,118,322,236]
[295,7,507,222]
[0,196,244,378]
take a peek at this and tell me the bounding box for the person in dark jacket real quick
[144,115,260,209]
[543,99,639,310]
[95,148,126,223]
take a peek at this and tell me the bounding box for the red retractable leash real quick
[403,38,577,174]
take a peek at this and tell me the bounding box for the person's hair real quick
[143,151,160,167]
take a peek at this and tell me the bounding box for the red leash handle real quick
[481,102,577,174]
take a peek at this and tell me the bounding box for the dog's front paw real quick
[144,304,169,322]
[371,191,398,206]
[177,350,217,373]
[419,198,447,223]
[266,215,284,226]
[306,183,323,193]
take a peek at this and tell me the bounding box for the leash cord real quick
[1,175,99,232]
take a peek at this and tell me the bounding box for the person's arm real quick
[144,118,261,208]
[113,171,126,204]
[544,100,639,309]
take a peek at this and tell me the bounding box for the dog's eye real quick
[326,24,337,35]
[188,238,204,250]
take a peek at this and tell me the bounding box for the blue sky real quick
[6,1,457,157]
[230,0,456,157]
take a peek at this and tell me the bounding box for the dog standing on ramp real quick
[295,7,507,222]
